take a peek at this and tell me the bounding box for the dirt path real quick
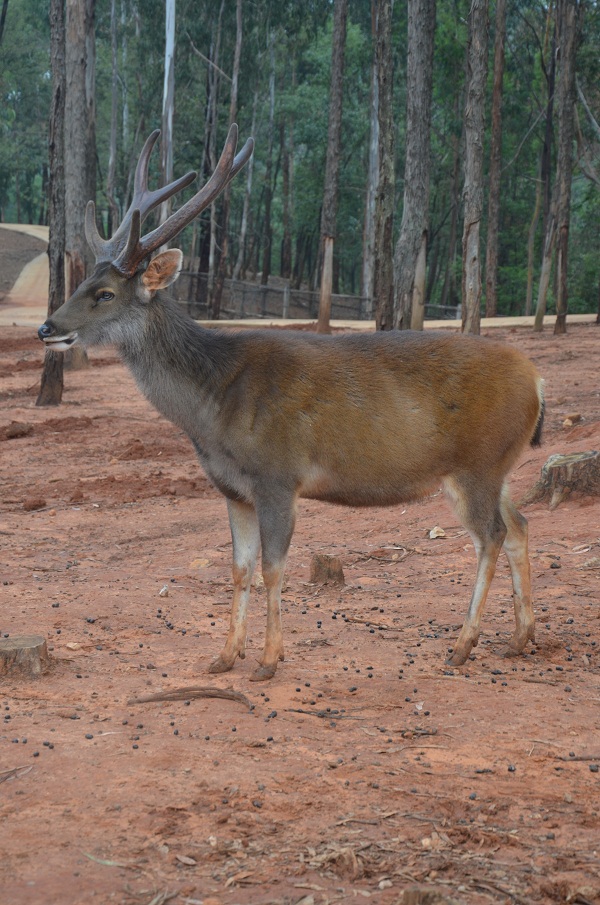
[1,322,599,905]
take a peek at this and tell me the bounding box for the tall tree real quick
[37,0,66,407]
[484,0,506,318]
[461,0,489,335]
[373,0,395,331]
[393,0,436,330]
[211,0,242,319]
[261,29,276,291]
[0,0,9,48]
[553,0,579,335]
[160,0,176,226]
[361,0,379,316]
[316,0,348,333]
[534,0,579,333]
[65,0,94,293]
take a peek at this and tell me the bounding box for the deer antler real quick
[85,124,254,278]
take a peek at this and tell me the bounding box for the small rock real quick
[23,497,46,512]
[428,526,446,539]
[159,585,169,598]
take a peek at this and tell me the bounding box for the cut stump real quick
[0,635,51,678]
[522,450,600,510]
[310,553,345,586]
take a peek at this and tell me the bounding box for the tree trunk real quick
[261,30,276,291]
[206,0,224,315]
[0,0,9,49]
[37,0,66,407]
[85,0,96,212]
[533,212,555,331]
[317,0,348,334]
[64,0,93,371]
[484,0,506,318]
[393,0,436,330]
[373,0,395,331]
[159,0,176,227]
[361,0,379,318]
[232,89,257,281]
[212,0,242,319]
[106,0,119,233]
[553,0,578,336]
[525,166,542,316]
[461,0,489,335]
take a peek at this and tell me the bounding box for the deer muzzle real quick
[38,321,78,351]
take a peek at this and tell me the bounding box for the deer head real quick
[38,124,254,351]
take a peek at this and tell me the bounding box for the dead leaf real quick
[175,854,197,866]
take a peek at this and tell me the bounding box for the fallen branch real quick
[128,685,252,709]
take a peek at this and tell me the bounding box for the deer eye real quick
[96,290,115,302]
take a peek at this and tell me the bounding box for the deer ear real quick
[141,249,183,293]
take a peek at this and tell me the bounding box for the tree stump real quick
[522,450,600,510]
[310,553,345,586]
[0,635,51,678]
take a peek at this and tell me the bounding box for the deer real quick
[39,124,545,681]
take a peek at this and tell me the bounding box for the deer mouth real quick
[42,332,78,351]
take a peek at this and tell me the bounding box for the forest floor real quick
[0,239,599,905]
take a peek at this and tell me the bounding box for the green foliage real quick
[0,0,598,316]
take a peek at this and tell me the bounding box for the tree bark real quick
[393,0,436,331]
[261,29,276,292]
[37,0,66,407]
[484,0,506,318]
[0,0,9,49]
[212,0,242,319]
[317,0,348,333]
[361,0,379,317]
[461,0,489,335]
[553,0,578,336]
[64,0,94,371]
[0,636,51,678]
[232,89,257,281]
[159,0,176,227]
[373,0,395,331]
[106,0,119,233]
[525,166,542,316]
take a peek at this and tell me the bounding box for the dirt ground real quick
[1,308,600,905]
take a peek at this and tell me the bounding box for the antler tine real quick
[86,129,197,265]
[114,123,244,277]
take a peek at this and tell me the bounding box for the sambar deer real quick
[39,124,544,680]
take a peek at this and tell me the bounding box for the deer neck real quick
[119,294,236,439]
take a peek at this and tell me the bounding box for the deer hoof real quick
[249,663,278,681]
[208,654,236,674]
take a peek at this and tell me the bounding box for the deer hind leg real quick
[500,486,535,656]
[249,494,297,682]
[209,498,260,675]
[443,475,507,666]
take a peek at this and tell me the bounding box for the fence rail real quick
[173,272,460,322]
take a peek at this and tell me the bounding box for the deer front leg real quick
[209,499,260,675]
[249,493,296,681]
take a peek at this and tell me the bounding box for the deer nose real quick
[38,322,55,341]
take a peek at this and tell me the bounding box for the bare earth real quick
[1,313,600,905]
